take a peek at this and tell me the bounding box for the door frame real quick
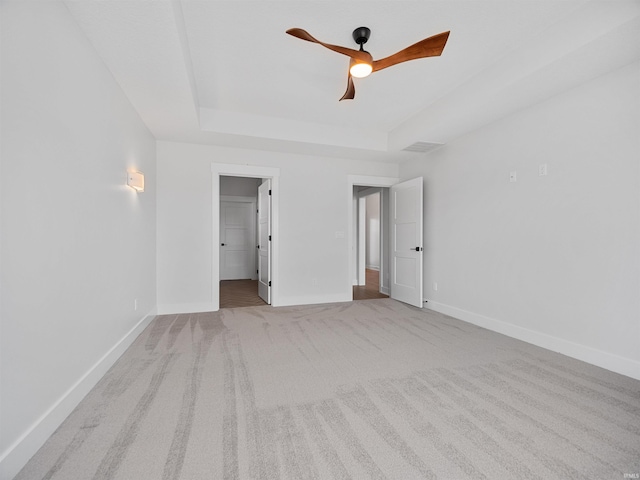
[212,164,280,311]
[220,195,257,281]
[347,175,399,301]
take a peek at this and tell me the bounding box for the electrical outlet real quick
[432,282,438,291]
[134,299,138,311]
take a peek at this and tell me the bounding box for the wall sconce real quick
[127,171,144,192]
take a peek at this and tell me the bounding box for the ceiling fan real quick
[286,26,450,101]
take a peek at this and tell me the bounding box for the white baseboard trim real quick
[158,295,355,314]
[275,293,352,308]
[0,310,157,480]
[426,300,640,381]
[157,303,216,315]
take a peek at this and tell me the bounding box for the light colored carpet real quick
[16,299,640,479]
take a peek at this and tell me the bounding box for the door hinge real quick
[268,189,272,195]
[268,281,271,287]
[257,269,259,274]
[269,235,272,241]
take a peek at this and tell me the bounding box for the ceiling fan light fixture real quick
[349,59,372,78]
[286,26,450,100]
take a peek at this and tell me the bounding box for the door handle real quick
[221,243,225,246]
[413,247,423,251]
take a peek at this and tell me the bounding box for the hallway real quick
[353,268,388,300]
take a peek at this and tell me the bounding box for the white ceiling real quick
[64,0,640,162]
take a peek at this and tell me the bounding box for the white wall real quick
[401,61,640,379]
[157,141,398,311]
[220,176,260,197]
[365,193,381,270]
[379,188,391,294]
[0,2,157,478]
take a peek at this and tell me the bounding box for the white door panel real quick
[259,255,269,285]
[390,177,423,308]
[220,201,255,280]
[258,180,271,304]
[395,257,417,288]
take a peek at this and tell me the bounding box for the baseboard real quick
[158,296,356,313]
[426,300,640,381]
[0,310,156,480]
[157,303,216,315]
[380,286,390,296]
[274,293,352,308]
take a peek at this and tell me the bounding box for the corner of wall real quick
[0,310,156,480]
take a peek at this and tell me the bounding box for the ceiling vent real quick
[402,141,443,153]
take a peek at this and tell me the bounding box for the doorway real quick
[347,175,424,307]
[212,164,280,311]
[219,176,265,308]
[353,188,389,300]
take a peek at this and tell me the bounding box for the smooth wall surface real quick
[220,176,261,197]
[365,192,381,270]
[0,1,157,477]
[157,141,398,311]
[401,61,640,378]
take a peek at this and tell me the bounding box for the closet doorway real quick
[219,175,268,308]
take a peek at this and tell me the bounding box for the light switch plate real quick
[539,164,548,176]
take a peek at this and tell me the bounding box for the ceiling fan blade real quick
[372,31,450,72]
[339,73,355,101]
[286,28,371,62]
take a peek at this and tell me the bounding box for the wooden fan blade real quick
[286,28,371,62]
[339,73,355,101]
[372,31,450,72]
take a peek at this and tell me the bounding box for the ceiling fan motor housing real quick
[352,26,371,46]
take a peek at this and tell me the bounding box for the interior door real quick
[390,177,423,308]
[220,201,255,280]
[258,179,271,304]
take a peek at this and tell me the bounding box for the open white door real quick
[390,177,423,308]
[258,179,271,304]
